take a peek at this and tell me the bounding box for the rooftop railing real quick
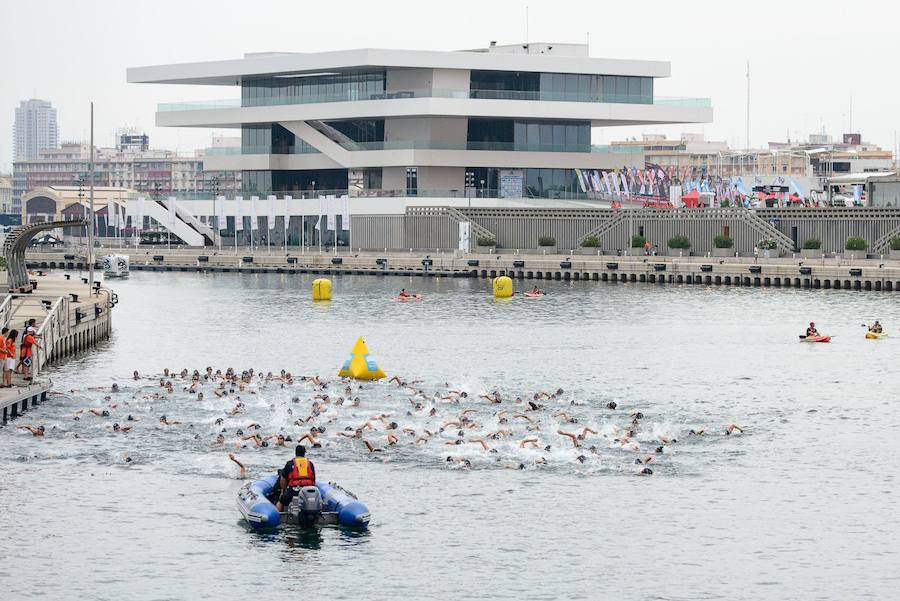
[202,142,643,155]
[158,89,711,112]
[148,188,607,201]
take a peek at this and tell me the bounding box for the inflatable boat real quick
[237,474,370,530]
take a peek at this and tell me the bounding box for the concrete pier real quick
[0,274,115,423]
[26,247,900,292]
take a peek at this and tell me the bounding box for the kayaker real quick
[275,445,316,512]
[398,288,411,299]
[530,286,543,295]
[870,321,883,333]
[806,322,820,337]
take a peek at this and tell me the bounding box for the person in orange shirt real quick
[4,330,18,388]
[20,326,42,381]
[0,327,7,387]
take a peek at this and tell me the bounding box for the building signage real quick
[499,170,524,198]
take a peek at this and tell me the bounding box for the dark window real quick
[405,168,418,196]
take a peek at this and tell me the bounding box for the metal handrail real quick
[34,295,67,378]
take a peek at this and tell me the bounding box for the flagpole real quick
[88,102,95,291]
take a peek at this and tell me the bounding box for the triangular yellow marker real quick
[338,337,386,380]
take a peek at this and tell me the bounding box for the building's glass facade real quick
[327,119,384,143]
[242,124,318,154]
[242,169,348,195]
[469,70,652,104]
[467,118,590,152]
[241,70,386,106]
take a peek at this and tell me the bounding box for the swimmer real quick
[111,423,133,433]
[363,440,382,453]
[17,424,45,437]
[725,424,744,435]
[504,463,526,470]
[557,429,580,448]
[228,453,247,478]
[159,415,182,426]
[518,436,540,449]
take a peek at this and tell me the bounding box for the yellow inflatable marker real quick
[493,275,513,298]
[312,278,332,301]
[338,337,386,380]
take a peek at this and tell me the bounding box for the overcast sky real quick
[2,0,898,172]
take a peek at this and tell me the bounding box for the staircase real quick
[576,210,627,245]
[741,210,795,251]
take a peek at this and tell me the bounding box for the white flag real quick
[107,198,117,229]
[267,195,277,230]
[216,195,226,231]
[136,197,145,231]
[315,196,324,231]
[167,196,177,228]
[118,203,127,230]
[250,196,259,231]
[341,195,350,231]
[234,196,244,231]
[326,195,336,231]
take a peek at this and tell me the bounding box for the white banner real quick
[118,203,127,230]
[458,221,471,252]
[315,196,324,231]
[341,195,350,231]
[136,197,145,231]
[107,198,117,229]
[250,196,259,231]
[216,195,226,231]
[234,196,243,231]
[267,195,277,230]
[167,196,177,228]
[283,195,292,220]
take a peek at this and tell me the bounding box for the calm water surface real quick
[1,272,898,600]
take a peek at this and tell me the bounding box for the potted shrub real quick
[845,236,867,259]
[801,237,822,259]
[576,235,601,255]
[889,236,900,260]
[667,234,690,255]
[758,238,780,258]
[537,235,557,254]
[712,234,734,257]
[475,235,497,254]
[631,234,646,249]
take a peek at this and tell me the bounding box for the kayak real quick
[865,331,887,340]
[523,292,544,299]
[392,294,422,301]
[799,335,831,343]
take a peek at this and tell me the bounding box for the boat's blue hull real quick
[237,475,370,530]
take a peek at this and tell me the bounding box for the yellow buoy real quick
[493,275,513,298]
[312,278,332,301]
[338,337,386,380]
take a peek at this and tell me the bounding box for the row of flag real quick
[106,195,351,232]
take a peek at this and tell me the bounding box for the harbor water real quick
[1,272,898,600]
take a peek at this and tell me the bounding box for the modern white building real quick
[128,42,712,203]
[13,99,59,162]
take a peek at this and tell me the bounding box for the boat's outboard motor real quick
[290,486,323,526]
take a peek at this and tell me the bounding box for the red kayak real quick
[799,335,831,343]
[392,294,422,302]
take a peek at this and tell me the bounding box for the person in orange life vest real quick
[4,330,17,388]
[275,445,316,512]
[20,326,43,381]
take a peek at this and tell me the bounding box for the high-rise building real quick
[13,99,59,162]
[0,175,12,214]
[128,42,712,203]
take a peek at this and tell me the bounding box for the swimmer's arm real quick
[467,438,489,451]
[512,414,534,423]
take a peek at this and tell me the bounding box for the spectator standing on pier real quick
[4,330,18,387]
[19,327,42,381]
